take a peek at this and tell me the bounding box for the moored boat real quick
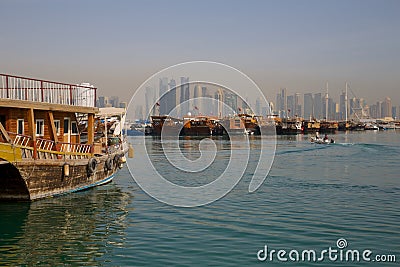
[0,74,127,201]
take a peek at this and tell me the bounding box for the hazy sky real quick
[1,0,399,105]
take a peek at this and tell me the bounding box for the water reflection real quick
[0,183,132,266]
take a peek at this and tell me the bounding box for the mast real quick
[345,82,348,122]
[325,82,329,121]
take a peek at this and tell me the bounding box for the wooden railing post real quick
[48,111,59,151]
[27,108,37,159]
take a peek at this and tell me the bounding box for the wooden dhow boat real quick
[0,74,127,201]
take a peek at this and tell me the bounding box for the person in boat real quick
[324,134,329,141]
[315,132,320,140]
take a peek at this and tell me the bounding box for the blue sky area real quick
[1,0,399,105]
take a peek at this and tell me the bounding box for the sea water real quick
[0,131,399,266]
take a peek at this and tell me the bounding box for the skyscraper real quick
[339,91,346,120]
[294,93,301,117]
[392,106,397,119]
[381,97,392,118]
[145,86,156,118]
[314,93,322,119]
[376,101,382,118]
[303,93,313,120]
[280,88,287,118]
[275,93,281,116]
[180,77,189,117]
[159,77,168,115]
[193,84,201,114]
[287,95,294,118]
[167,78,177,115]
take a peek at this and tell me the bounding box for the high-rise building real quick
[314,93,322,120]
[108,96,119,108]
[339,91,346,120]
[303,93,313,120]
[119,102,127,109]
[201,86,210,115]
[287,95,294,118]
[369,104,377,119]
[214,89,223,117]
[159,77,168,115]
[280,88,287,118]
[145,86,156,118]
[294,93,301,117]
[179,77,189,117]
[376,101,382,118]
[166,78,177,115]
[192,84,201,114]
[97,96,108,108]
[381,97,392,118]
[255,97,261,116]
[392,106,397,119]
[224,92,238,115]
[275,93,281,116]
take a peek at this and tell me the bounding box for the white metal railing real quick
[0,73,97,107]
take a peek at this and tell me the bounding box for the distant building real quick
[119,102,127,109]
[392,106,397,119]
[108,96,119,108]
[303,93,313,120]
[294,93,301,117]
[180,77,189,117]
[339,91,346,120]
[224,92,238,115]
[167,78,177,115]
[381,97,392,118]
[287,95,294,118]
[158,77,169,115]
[97,96,108,108]
[313,93,322,120]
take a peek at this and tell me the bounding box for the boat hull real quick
[0,152,124,201]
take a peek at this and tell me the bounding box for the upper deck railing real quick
[0,73,97,107]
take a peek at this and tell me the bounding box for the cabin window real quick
[35,119,44,136]
[71,121,78,134]
[17,119,24,135]
[54,120,60,135]
[64,118,70,134]
[234,119,241,127]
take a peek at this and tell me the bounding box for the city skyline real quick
[1,1,399,107]
[97,78,399,120]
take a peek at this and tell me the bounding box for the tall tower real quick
[294,93,301,117]
[159,77,168,115]
[280,88,287,118]
[179,77,189,117]
[303,93,313,120]
[167,78,176,115]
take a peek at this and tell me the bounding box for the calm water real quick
[1,131,399,266]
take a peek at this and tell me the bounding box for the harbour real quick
[1,131,398,266]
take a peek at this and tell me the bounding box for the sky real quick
[1,0,399,106]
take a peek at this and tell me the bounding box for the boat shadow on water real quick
[0,183,133,266]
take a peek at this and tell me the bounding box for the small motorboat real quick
[311,136,335,144]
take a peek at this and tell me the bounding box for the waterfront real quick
[0,131,399,266]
